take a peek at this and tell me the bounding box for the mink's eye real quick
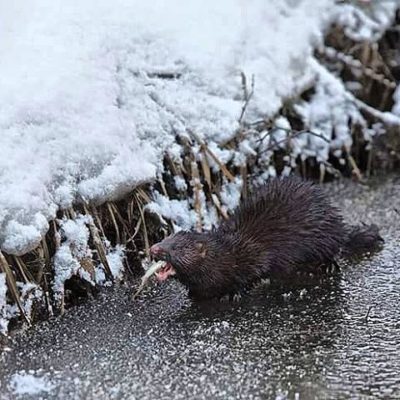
[195,242,207,256]
[195,242,202,251]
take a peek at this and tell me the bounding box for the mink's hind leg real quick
[274,261,340,288]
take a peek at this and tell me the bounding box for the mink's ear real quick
[195,242,207,258]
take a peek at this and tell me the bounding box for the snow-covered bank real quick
[1,0,398,256]
[0,0,337,256]
[0,0,399,332]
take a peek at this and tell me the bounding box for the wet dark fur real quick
[154,177,383,299]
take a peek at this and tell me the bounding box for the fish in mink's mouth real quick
[150,244,177,282]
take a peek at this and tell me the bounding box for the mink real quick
[150,177,383,299]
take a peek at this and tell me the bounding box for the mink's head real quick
[150,231,211,284]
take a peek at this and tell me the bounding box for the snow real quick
[220,178,243,212]
[9,371,55,396]
[333,1,398,41]
[19,282,42,320]
[53,215,92,298]
[52,215,126,297]
[295,59,366,162]
[174,176,188,192]
[0,0,334,256]
[105,244,125,280]
[147,194,198,231]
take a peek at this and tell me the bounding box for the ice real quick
[0,0,398,331]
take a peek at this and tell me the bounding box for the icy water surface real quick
[0,176,399,400]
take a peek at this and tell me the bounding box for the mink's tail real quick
[342,224,384,258]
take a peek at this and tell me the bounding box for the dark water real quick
[0,176,399,400]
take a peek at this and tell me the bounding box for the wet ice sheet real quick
[0,176,399,399]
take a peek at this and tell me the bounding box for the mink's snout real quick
[150,243,171,262]
[150,244,163,256]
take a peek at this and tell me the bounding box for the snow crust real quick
[0,0,333,255]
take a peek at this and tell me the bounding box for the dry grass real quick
[1,15,399,331]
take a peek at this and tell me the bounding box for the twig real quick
[158,178,169,197]
[125,218,142,244]
[13,256,32,284]
[257,126,330,144]
[191,161,203,232]
[347,152,363,181]
[320,46,396,89]
[188,130,235,182]
[107,203,121,244]
[240,165,248,199]
[238,73,255,124]
[134,194,150,257]
[84,204,113,280]
[42,274,54,317]
[199,149,212,190]
[0,251,31,326]
[109,202,132,241]
[211,194,229,220]
[345,91,400,126]
[259,128,330,154]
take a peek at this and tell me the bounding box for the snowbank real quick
[0,0,333,255]
[0,0,398,258]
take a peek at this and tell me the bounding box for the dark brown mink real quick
[150,176,383,300]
